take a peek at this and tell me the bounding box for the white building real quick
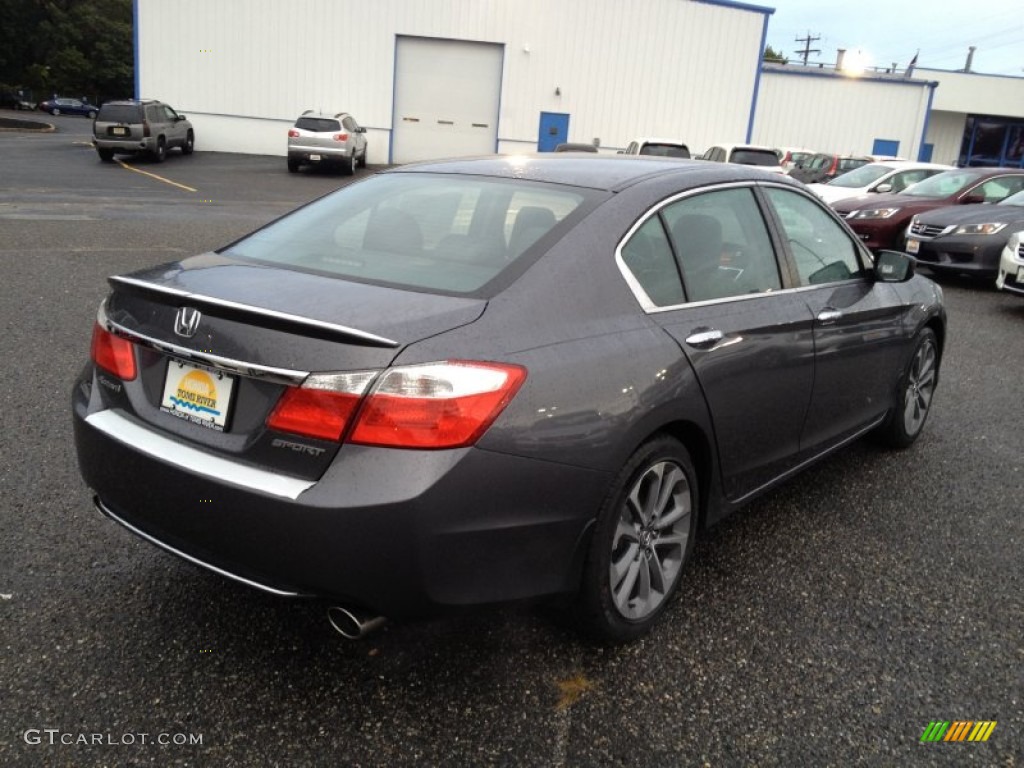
[134,0,1024,167]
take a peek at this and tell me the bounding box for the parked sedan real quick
[37,97,97,118]
[833,168,1024,252]
[808,161,954,205]
[906,189,1024,278]
[73,156,945,643]
[996,231,1024,297]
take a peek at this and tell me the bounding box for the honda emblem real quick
[174,306,202,338]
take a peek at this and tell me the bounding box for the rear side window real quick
[662,188,781,301]
[223,174,592,295]
[97,104,142,122]
[764,188,865,285]
[296,117,341,133]
[619,218,684,307]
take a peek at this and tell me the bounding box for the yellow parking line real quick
[116,160,198,193]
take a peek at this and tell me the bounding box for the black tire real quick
[87,110,97,119]
[577,436,698,643]
[358,145,368,168]
[96,147,115,162]
[182,130,194,155]
[287,156,300,173]
[52,108,60,116]
[342,152,356,176]
[876,327,939,449]
[152,138,166,163]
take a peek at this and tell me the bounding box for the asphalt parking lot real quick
[1,112,1022,767]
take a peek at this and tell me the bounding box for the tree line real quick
[0,0,133,103]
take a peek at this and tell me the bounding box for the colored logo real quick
[920,721,997,742]
[169,369,220,417]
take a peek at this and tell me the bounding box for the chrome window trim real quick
[98,301,309,386]
[85,409,316,500]
[93,496,307,597]
[109,275,400,348]
[614,180,874,314]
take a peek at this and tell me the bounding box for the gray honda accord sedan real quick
[73,155,946,643]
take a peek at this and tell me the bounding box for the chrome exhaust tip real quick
[327,605,387,640]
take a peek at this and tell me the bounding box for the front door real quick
[537,112,569,152]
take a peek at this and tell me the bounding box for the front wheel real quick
[87,110,97,119]
[152,138,166,163]
[876,327,938,449]
[52,108,61,115]
[577,436,698,643]
[182,130,194,155]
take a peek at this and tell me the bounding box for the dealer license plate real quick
[309,154,321,161]
[160,360,235,431]
[112,127,127,136]
[905,238,920,254]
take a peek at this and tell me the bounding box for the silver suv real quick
[93,100,194,162]
[287,111,367,175]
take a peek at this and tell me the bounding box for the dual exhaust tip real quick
[327,605,386,640]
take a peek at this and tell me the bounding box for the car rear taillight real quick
[90,324,137,380]
[288,129,300,138]
[267,362,526,448]
[332,133,349,142]
[350,362,526,449]
[267,372,376,442]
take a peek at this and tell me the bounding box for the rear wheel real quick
[87,109,97,119]
[152,137,166,163]
[96,147,114,162]
[578,436,698,643]
[182,130,194,155]
[876,327,938,449]
[342,152,356,176]
[287,156,300,173]
[52,108,61,115]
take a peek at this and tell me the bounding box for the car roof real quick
[710,142,779,153]
[633,137,688,145]
[387,154,802,192]
[298,110,351,120]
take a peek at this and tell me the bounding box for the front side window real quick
[901,170,978,198]
[764,188,865,286]
[223,174,592,295]
[888,169,932,193]
[662,188,781,301]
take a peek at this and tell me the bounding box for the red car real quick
[832,168,1024,252]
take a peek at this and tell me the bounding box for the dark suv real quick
[93,100,194,162]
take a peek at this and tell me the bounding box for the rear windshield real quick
[97,104,142,122]
[223,174,594,295]
[729,149,779,166]
[295,117,341,133]
[639,143,691,159]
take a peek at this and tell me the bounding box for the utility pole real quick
[795,32,821,65]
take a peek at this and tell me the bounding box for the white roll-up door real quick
[392,36,503,164]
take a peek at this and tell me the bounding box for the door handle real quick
[685,329,725,348]
[817,308,843,323]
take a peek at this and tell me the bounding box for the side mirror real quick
[875,250,916,282]
[959,194,985,205]
[356,126,366,133]
[873,183,893,194]
[177,114,187,121]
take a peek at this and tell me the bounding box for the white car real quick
[701,143,785,174]
[620,138,690,158]
[995,230,1024,297]
[807,161,954,204]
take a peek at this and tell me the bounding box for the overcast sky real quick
[761,0,1023,76]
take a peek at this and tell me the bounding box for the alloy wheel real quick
[903,335,937,437]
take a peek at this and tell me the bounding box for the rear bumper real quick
[288,143,352,161]
[94,136,157,153]
[73,391,607,619]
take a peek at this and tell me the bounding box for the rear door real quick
[760,186,907,453]
[624,185,817,502]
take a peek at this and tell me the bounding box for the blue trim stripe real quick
[746,13,771,142]
[918,82,937,161]
[694,0,774,15]
[133,0,140,100]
